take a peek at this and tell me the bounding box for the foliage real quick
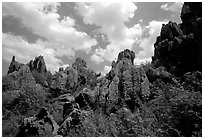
[2,82,47,137]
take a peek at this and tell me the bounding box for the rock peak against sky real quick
[2,2,183,75]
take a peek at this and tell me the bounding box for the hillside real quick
[2,2,202,137]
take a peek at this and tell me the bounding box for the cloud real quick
[90,53,104,65]
[134,57,151,65]
[161,2,183,12]
[2,33,62,73]
[101,65,111,76]
[77,2,141,63]
[137,20,167,60]
[2,2,97,58]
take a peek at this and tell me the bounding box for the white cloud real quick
[77,2,141,63]
[137,20,167,60]
[134,57,151,65]
[2,33,62,73]
[161,2,183,12]
[101,65,111,76]
[2,2,97,58]
[90,53,104,65]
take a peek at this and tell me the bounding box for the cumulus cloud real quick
[90,53,104,65]
[101,65,111,76]
[134,57,151,65]
[137,20,167,60]
[2,33,62,73]
[77,2,141,63]
[2,2,97,58]
[161,2,183,12]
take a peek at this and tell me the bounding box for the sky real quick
[2,2,183,75]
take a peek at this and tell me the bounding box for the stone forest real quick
[2,2,202,137]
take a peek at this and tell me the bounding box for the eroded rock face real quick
[58,102,81,136]
[95,49,150,113]
[7,56,24,74]
[28,56,47,73]
[117,49,135,65]
[5,65,36,89]
[51,58,98,95]
[75,88,96,109]
[146,66,172,83]
[72,57,87,70]
[152,2,202,74]
[18,107,59,137]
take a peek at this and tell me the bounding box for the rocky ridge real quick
[2,2,202,137]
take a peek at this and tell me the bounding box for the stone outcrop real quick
[7,56,24,74]
[152,2,202,74]
[28,56,47,73]
[146,66,172,83]
[17,107,59,137]
[75,88,96,109]
[95,49,150,113]
[58,102,81,136]
[72,57,87,70]
[4,65,36,89]
[51,58,98,96]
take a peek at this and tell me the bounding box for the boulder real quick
[58,103,81,136]
[75,88,95,109]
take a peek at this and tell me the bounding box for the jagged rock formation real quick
[50,57,98,97]
[7,56,24,74]
[146,66,172,83]
[152,2,202,74]
[93,49,151,113]
[3,65,36,89]
[2,2,202,137]
[28,56,47,73]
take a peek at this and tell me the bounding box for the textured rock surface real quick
[7,56,24,74]
[18,107,59,137]
[95,49,150,113]
[152,2,202,74]
[28,56,47,73]
[72,57,87,70]
[146,66,172,82]
[5,65,36,89]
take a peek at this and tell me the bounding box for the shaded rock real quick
[182,71,202,91]
[7,56,24,74]
[117,49,135,65]
[75,88,95,109]
[63,102,80,121]
[5,65,36,89]
[18,107,59,137]
[58,103,81,136]
[54,93,75,103]
[72,57,87,70]
[181,2,202,24]
[106,76,120,113]
[160,21,183,41]
[152,2,202,74]
[146,66,172,83]
[122,66,150,111]
[28,56,47,73]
